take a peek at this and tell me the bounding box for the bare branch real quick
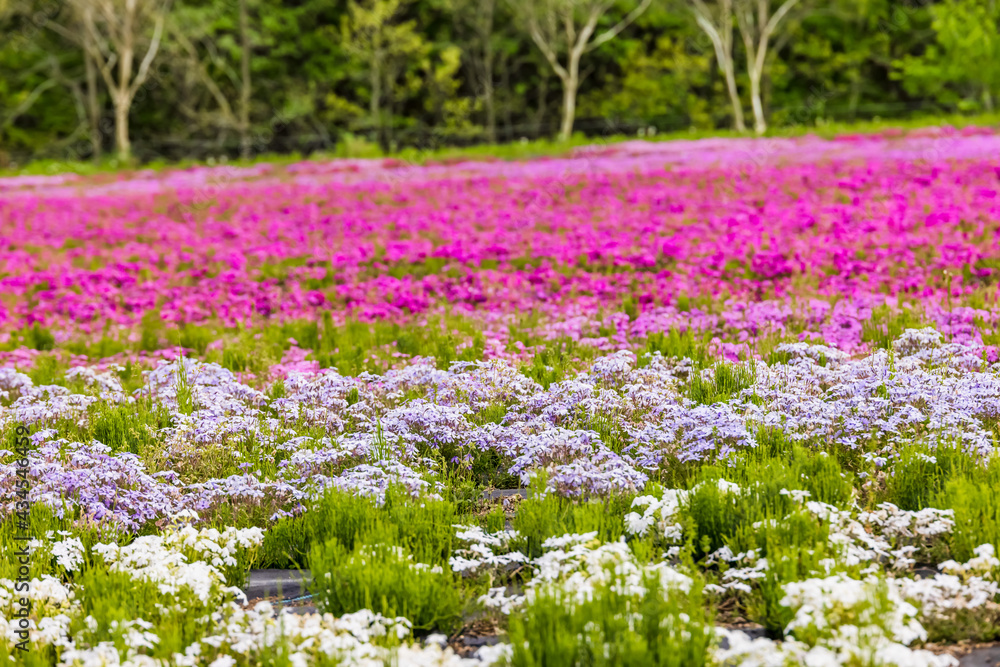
[1,79,57,130]
[509,0,651,139]
[170,27,238,126]
[129,6,168,97]
[763,0,801,40]
[526,17,569,81]
[586,0,653,52]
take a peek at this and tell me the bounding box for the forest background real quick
[0,0,998,168]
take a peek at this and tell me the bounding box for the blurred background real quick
[0,0,998,168]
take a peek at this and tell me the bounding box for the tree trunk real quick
[481,37,496,142]
[238,0,252,159]
[81,5,103,160]
[749,71,765,134]
[370,54,388,152]
[558,74,577,141]
[500,54,513,141]
[114,96,131,160]
[484,80,496,143]
[558,51,581,142]
[848,73,861,119]
[481,2,496,143]
[734,0,800,136]
[84,46,101,160]
[115,5,135,160]
[385,90,395,153]
[690,2,744,132]
[723,61,745,132]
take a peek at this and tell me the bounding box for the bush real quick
[504,572,713,667]
[511,475,633,558]
[309,525,466,633]
[89,398,171,456]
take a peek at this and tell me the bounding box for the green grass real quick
[742,515,840,636]
[643,328,713,367]
[880,442,980,511]
[862,304,930,350]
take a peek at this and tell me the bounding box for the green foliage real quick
[0,504,120,581]
[89,397,172,456]
[894,0,1000,113]
[262,486,461,569]
[21,324,55,351]
[302,314,488,374]
[168,324,218,355]
[881,442,977,511]
[470,403,507,426]
[114,361,146,395]
[345,386,360,406]
[937,470,1000,562]
[259,514,311,569]
[861,305,926,350]
[175,362,195,415]
[738,441,855,507]
[64,335,129,360]
[71,567,175,645]
[512,477,632,558]
[3,0,998,169]
[25,353,66,387]
[644,328,711,366]
[309,524,466,632]
[137,311,165,352]
[485,504,506,532]
[468,448,520,489]
[682,445,849,561]
[504,571,713,667]
[742,516,838,636]
[584,410,630,455]
[686,360,756,405]
[524,338,585,389]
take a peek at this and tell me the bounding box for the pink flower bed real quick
[1,127,999,355]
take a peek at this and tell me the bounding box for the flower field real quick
[3,127,1000,666]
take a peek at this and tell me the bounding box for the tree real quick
[341,0,428,152]
[446,0,501,141]
[508,0,653,141]
[895,0,1000,112]
[2,0,94,161]
[577,30,715,131]
[83,18,102,159]
[0,1,56,145]
[55,0,171,160]
[165,0,257,158]
[733,0,802,134]
[687,0,744,131]
[238,0,252,157]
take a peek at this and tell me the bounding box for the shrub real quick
[513,478,632,559]
[504,572,713,667]
[309,525,466,633]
